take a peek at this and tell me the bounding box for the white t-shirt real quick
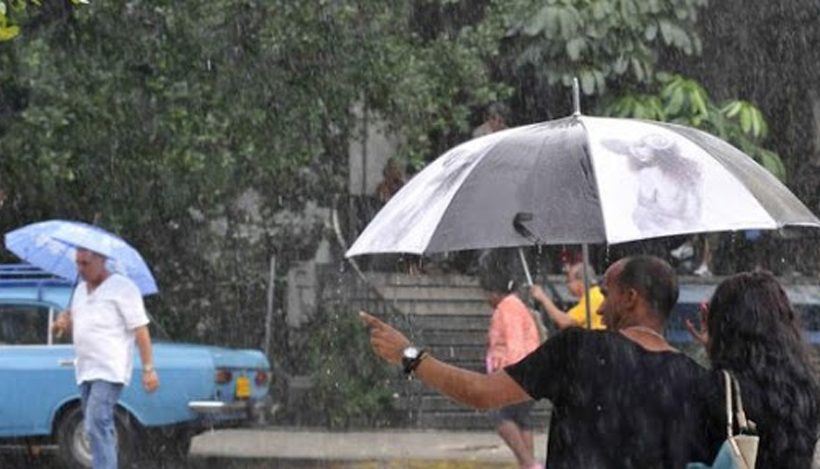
[70,274,149,385]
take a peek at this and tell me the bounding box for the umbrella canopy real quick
[4,220,158,296]
[346,115,820,257]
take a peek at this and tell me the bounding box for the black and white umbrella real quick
[346,115,819,257]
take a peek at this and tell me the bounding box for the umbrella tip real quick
[572,77,582,116]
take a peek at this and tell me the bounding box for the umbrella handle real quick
[517,248,533,286]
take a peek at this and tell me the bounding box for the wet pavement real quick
[189,428,546,468]
[0,428,546,468]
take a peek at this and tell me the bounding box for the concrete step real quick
[403,314,490,331]
[365,272,483,288]
[389,300,491,316]
[377,285,488,301]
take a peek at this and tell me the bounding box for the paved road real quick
[0,428,546,468]
[190,428,546,464]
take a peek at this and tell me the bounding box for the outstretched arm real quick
[360,311,531,410]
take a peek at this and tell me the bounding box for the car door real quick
[0,302,77,437]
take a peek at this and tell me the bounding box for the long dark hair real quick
[707,271,819,466]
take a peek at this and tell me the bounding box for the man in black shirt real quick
[361,255,717,468]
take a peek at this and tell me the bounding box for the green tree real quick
[491,0,785,179]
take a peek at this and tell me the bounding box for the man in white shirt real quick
[53,248,159,469]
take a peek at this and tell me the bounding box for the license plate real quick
[235,376,251,399]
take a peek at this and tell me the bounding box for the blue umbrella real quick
[4,220,158,296]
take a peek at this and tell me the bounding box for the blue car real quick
[0,264,271,467]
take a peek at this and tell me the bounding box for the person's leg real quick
[520,428,534,460]
[84,380,123,469]
[79,381,91,418]
[515,402,542,469]
[496,420,536,468]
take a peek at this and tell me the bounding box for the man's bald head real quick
[598,256,678,330]
[618,255,679,320]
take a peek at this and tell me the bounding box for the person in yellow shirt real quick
[530,262,605,330]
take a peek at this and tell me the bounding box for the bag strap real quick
[731,372,753,433]
[721,369,756,437]
[722,369,734,439]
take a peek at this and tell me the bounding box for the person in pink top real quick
[480,267,543,469]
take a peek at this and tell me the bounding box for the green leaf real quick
[690,88,708,117]
[721,101,743,118]
[566,37,585,61]
[645,23,657,41]
[522,6,552,36]
[613,55,628,74]
[0,23,19,41]
[659,20,673,45]
[580,69,595,95]
[740,108,752,134]
[757,149,787,181]
[594,70,606,94]
[632,58,645,82]
[557,7,579,39]
[666,87,684,115]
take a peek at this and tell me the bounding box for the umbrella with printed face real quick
[347,116,818,257]
[4,220,158,296]
[345,87,820,326]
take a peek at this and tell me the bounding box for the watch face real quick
[403,346,419,359]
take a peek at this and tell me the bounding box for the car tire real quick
[55,405,140,469]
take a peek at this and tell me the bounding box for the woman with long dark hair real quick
[692,271,820,467]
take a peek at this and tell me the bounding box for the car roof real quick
[0,264,73,308]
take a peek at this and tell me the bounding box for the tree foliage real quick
[495,0,786,179]
[501,0,706,95]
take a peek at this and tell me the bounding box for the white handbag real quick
[687,370,759,469]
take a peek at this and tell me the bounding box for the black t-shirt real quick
[505,328,719,469]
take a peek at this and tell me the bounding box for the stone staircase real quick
[364,272,554,430]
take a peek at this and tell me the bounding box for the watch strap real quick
[403,349,429,374]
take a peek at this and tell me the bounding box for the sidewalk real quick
[191,428,548,467]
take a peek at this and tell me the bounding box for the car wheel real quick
[55,405,140,469]
[56,406,92,469]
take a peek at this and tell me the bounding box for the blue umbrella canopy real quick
[4,220,158,296]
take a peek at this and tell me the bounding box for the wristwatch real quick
[401,346,429,375]
[142,364,155,374]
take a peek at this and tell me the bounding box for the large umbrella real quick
[4,220,158,296]
[347,116,818,257]
[346,93,820,325]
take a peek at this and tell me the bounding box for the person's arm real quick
[134,325,159,393]
[486,311,507,372]
[360,311,531,410]
[685,302,709,347]
[530,285,578,330]
[52,310,72,338]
